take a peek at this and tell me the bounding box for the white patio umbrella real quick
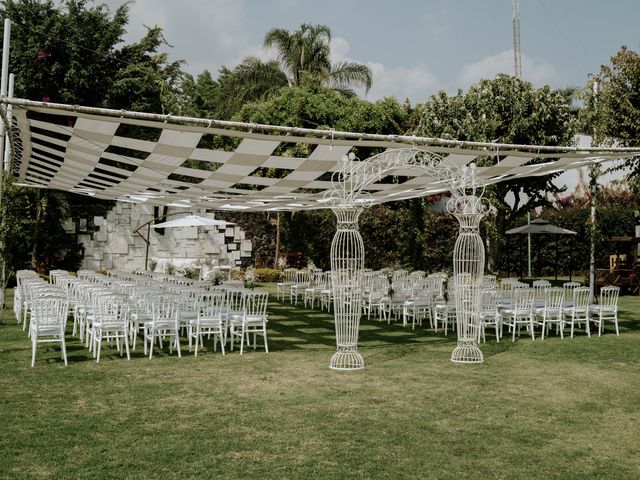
[152,214,234,229]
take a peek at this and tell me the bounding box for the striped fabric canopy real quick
[5,98,640,212]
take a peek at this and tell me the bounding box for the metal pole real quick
[3,72,14,171]
[0,19,11,163]
[527,212,531,278]
[274,211,280,268]
[145,222,151,270]
[0,19,10,315]
[1,96,639,156]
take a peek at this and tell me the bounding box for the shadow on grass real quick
[267,298,457,354]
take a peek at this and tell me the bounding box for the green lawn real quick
[1,286,639,480]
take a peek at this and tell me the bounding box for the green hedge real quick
[254,268,282,282]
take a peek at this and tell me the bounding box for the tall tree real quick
[207,23,373,118]
[0,0,185,280]
[581,45,640,182]
[412,74,576,272]
[237,82,409,268]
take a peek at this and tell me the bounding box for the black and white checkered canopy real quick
[6,98,640,212]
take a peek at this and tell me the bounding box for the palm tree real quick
[263,23,372,95]
[224,23,372,109]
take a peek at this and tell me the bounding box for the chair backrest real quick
[180,288,201,313]
[226,289,245,313]
[599,285,620,308]
[198,292,225,319]
[533,281,550,304]
[481,275,497,286]
[312,270,325,286]
[95,294,129,326]
[294,270,311,284]
[282,268,297,283]
[410,270,425,278]
[500,277,520,288]
[242,291,268,318]
[514,288,534,310]
[414,277,440,297]
[563,281,581,299]
[480,288,500,313]
[393,269,409,280]
[572,287,591,309]
[152,294,180,323]
[31,294,68,328]
[544,287,564,310]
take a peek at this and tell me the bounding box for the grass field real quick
[1,286,639,480]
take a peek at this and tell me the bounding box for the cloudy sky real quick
[100,0,639,103]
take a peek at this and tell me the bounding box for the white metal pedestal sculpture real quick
[329,206,365,370]
[447,167,491,364]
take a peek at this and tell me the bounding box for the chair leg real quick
[570,318,575,338]
[124,331,130,360]
[96,331,103,363]
[31,335,37,367]
[61,334,68,366]
[240,325,245,355]
[263,324,268,353]
[614,314,619,336]
[149,332,154,359]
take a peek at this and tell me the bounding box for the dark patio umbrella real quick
[506,218,577,236]
[506,219,577,280]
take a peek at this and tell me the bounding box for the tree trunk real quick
[30,190,44,270]
[274,212,281,268]
[588,166,600,303]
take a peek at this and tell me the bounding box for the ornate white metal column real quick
[324,153,370,371]
[329,205,365,370]
[322,150,493,369]
[447,165,490,364]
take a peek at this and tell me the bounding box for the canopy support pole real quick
[527,212,532,278]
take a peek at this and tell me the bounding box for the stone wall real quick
[74,203,252,275]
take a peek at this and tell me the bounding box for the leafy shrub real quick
[183,266,200,279]
[254,268,282,282]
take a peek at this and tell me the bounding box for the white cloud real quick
[455,49,560,92]
[367,62,441,103]
[330,37,351,62]
[105,0,255,75]
[331,37,441,103]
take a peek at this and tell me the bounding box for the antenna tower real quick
[512,0,522,78]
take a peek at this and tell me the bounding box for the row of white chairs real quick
[16,269,270,367]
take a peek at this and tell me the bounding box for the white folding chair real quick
[536,287,564,340]
[188,292,226,356]
[563,287,591,338]
[230,291,269,355]
[144,293,181,359]
[30,293,69,367]
[589,285,620,336]
[91,293,130,363]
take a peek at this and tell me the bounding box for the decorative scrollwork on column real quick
[324,151,493,369]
